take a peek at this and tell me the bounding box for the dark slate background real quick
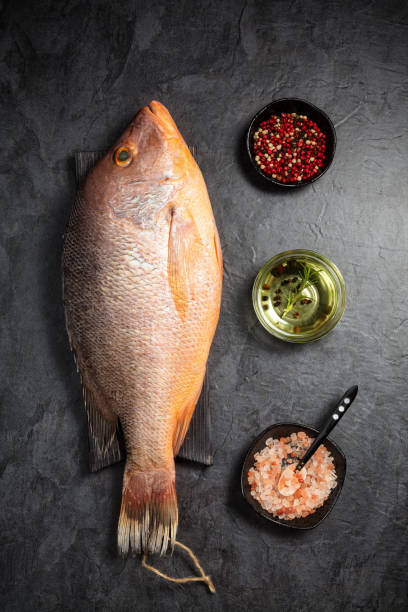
[1,1,407,610]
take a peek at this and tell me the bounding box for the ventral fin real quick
[167,207,202,322]
[82,384,122,472]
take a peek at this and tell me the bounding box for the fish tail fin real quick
[117,462,178,557]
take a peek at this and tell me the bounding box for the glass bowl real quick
[246,98,336,187]
[252,249,346,343]
[241,422,347,529]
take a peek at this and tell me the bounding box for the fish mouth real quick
[147,101,161,116]
[147,100,167,118]
[146,101,181,139]
[142,101,187,182]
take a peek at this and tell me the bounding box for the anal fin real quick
[83,385,122,472]
[178,371,213,465]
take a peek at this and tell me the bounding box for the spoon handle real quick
[296,385,358,471]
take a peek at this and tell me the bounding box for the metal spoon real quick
[278,385,358,496]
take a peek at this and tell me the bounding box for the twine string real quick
[141,540,216,594]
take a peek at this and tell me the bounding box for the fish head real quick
[110,101,188,182]
[87,101,190,228]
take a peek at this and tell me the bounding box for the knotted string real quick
[142,540,216,593]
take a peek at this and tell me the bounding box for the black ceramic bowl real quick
[241,423,346,529]
[246,98,336,187]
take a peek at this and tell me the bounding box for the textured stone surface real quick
[1,1,407,610]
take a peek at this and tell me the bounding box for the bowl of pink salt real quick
[241,423,346,529]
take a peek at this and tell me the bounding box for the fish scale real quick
[62,101,222,555]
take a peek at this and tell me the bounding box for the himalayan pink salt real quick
[247,432,337,520]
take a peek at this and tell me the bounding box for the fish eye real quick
[114,146,133,167]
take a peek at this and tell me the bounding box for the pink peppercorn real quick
[252,112,327,183]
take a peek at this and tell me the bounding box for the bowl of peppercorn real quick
[246,98,336,187]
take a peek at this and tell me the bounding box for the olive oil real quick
[253,251,346,343]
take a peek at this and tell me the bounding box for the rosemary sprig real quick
[282,263,320,319]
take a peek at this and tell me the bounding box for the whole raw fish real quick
[62,101,222,555]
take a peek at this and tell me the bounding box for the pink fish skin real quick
[62,101,222,555]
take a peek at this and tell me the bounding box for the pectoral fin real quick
[167,207,201,321]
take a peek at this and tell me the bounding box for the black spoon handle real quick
[296,385,358,471]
